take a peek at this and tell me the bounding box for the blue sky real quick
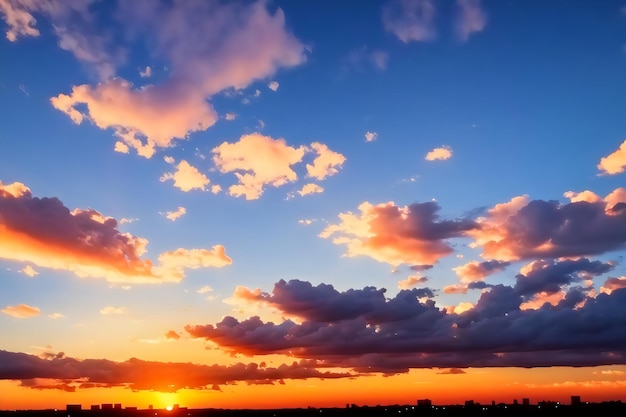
[1,0,626,410]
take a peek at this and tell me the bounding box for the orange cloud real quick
[20,265,38,277]
[306,142,346,180]
[165,207,186,222]
[213,133,306,200]
[598,139,626,175]
[453,260,509,282]
[1,304,40,318]
[397,275,427,289]
[320,201,476,266]
[0,180,231,283]
[425,146,453,161]
[600,277,626,294]
[160,160,210,192]
[100,306,127,315]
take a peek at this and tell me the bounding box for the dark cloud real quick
[436,368,466,375]
[187,280,626,370]
[514,258,614,297]
[0,350,352,392]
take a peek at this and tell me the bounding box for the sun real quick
[166,405,173,411]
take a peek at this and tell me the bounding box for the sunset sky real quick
[2,0,626,411]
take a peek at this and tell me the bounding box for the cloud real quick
[0,180,231,283]
[211,184,222,194]
[437,368,466,375]
[224,112,237,121]
[456,0,486,41]
[425,146,452,161]
[197,285,213,294]
[0,350,352,392]
[165,206,186,222]
[397,275,428,289]
[20,265,38,277]
[212,133,306,200]
[297,183,324,197]
[306,142,346,181]
[99,306,127,315]
[48,313,64,319]
[364,131,378,142]
[320,200,477,266]
[268,81,279,91]
[139,66,152,78]
[1,304,40,319]
[345,47,389,72]
[469,193,626,262]
[186,279,626,371]
[298,219,313,225]
[160,160,210,192]
[382,0,436,43]
[164,330,181,340]
[453,260,510,282]
[601,277,626,294]
[598,139,626,175]
[48,0,306,157]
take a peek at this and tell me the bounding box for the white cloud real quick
[139,66,152,78]
[297,183,324,196]
[383,0,437,43]
[225,112,237,121]
[197,285,213,294]
[160,160,210,192]
[268,81,279,91]
[48,313,65,319]
[100,306,127,315]
[456,0,487,41]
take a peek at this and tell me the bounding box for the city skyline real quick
[2,0,626,411]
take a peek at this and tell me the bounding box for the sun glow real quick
[166,405,173,411]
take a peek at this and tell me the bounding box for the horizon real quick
[2,0,626,412]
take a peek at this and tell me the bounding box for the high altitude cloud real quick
[0,350,352,392]
[1,304,40,319]
[456,0,486,41]
[45,0,306,157]
[425,146,452,161]
[320,201,477,266]
[160,160,210,192]
[598,139,626,175]
[0,180,231,283]
[469,191,626,262]
[383,0,436,43]
[187,279,626,371]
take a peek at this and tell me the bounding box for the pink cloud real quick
[397,275,428,289]
[453,260,510,282]
[48,0,306,157]
[383,0,436,43]
[456,0,486,42]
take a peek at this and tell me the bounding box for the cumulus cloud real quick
[186,279,626,371]
[0,350,352,392]
[297,183,324,196]
[0,180,231,283]
[425,146,452,161]
[268,81,279,91]
[453,260,510,282]
[601,277,626,294]
[197,285,213,294]
[456,0,486,41]
[160,160,210,192]
[164,330,181,340]
[47,0,306,157]
[397,275,428,289]
[469,193,626,262]
[364,131,378,142]
[320,200,477,266]
[165,206,186,221]
[1,304,40,319]
[306,142,346,180]
[212,133,306,200]
[598,139,626,175]
[383,0,436,43]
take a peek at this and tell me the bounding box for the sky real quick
[2,0,626,411]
